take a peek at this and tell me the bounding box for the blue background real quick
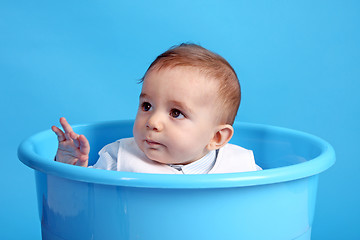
[1,1,359,239]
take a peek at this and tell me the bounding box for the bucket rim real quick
[18,120,336,189]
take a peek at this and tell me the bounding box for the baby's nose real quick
[146,113,164,131]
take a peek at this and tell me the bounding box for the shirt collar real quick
[168,150,217,174]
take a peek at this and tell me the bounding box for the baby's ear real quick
[207,124,234,151]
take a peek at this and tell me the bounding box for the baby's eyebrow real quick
[139,93,149,99]
[139,93,192,114]
[170,100,193,114]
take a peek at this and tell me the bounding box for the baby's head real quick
[133,43,241,165]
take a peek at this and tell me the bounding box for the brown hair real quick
[141,43,241,125]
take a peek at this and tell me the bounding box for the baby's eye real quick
[170,109,185,119]
[141,102,152,112]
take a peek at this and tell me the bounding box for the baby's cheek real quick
[133,127,143,149]
[172,141,196,157]
[133,120,143,137]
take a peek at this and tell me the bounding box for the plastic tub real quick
[18,120,335,240]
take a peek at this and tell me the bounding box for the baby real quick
[52,43,261,174]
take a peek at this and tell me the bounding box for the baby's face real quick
[133,67,220,165]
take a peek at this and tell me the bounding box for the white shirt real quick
[90,137,261,174]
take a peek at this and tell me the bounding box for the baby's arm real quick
[51,117,90,167]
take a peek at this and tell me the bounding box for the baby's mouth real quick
[145,139,163,146]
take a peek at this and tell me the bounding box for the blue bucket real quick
[18,120,335,240]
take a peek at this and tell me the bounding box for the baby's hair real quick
[141,43,241,125]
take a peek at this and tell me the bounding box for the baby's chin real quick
[135,140,191,165]
[146,154,196,166]
[145,153,184,165]
[147,155,174,165]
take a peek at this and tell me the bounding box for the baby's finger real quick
[76,156,88,167]
[60,117,74,134]
[69,131,80,148]
[65,132,71,141]
[79,135,90,155]
[51,126,66,142]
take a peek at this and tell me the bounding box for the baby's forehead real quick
[146,66,218,86]
[143,66,220,100]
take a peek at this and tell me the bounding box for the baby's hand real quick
[51,117,90,167]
